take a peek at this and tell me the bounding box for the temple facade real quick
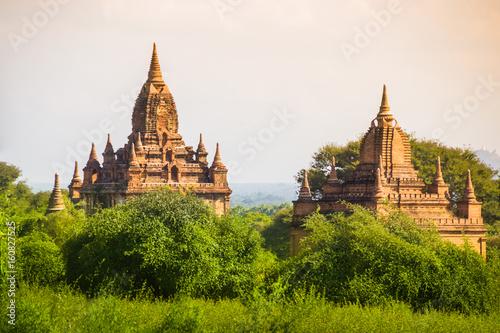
[69,44,231,215]
[291,86,487,257]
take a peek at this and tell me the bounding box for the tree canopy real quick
[286,205,500,314]
[64,191,269,299]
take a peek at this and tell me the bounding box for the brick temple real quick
[291,85,487,256]
[68,44,231,215]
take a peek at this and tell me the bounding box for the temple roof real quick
[356,85,417,179]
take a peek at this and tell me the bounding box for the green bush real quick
[288,204,500,314]
[18,231,65,287]
[260,206,292,259]
[64,191,268,299]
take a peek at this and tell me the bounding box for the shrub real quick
[288,204,500,314]
[65,191,268,299]
[18,231,65,287]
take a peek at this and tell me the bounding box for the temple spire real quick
[146,43,167,91]
[196,134,208,164]
[46,173,65,214]
[376,85,393,126]
[298,169,313,200]
[374,168,384,199]
[378,155,385,178]
[463,170,477,201]
[104,134,114,153]
[136,132,144,151]
[69,162,82,202]
[433,156,445,185]
[129,143,139,166]
[328,156,339,182]
[72,161,82,182]
[211,143,224,167]
[197,133,206,152]
[88,142,98,162]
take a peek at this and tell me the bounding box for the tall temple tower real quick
[291,85,487,256]
[70,44,231,215]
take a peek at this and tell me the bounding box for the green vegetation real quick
[2,161,500,331]
[230,203,292,259]
[1,285,500,333]
[288,205,500,314]
[64,191,268,299]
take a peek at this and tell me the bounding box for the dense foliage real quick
[288,205,500,314]
[230,204,292,259]
[65,191,268,299]
[18,231,65,287]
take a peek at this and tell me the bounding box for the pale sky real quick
[1,0,499,186]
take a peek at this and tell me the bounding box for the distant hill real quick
[475,147,500,174]
[230,183,298,207]
[27,182,53,193]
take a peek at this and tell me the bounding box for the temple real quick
[291,85,487,257]
[69,44,231,215]
[46,173,65,214]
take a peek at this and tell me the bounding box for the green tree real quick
[230,204,293,259]
[260,206,293,260]
[18,231,65,286]
[64,191,269,299]
[0,162,47,236]
[295,140,361,198]
[0,162,21,194]
[287,204,500,314]
[231,203,291,217]
[0,163,85,291]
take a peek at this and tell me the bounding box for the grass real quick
[1,285,500,332]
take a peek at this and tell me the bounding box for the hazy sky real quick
[1,0,499,186]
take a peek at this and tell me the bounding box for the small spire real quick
[46,173,65,214]
[298,169,312,200]
[88,142,98,162]
[381,85,389,107]
[136,132,144,151]
[72,161,82,182]
[377,84,393,122]
[328,156,339,182]
[378,155,385,177]
[146,43,167,90]
[54,173,60,189]
[433,156,445,185]
[104,134,114,153]
[463,170,476,201]
[197,133,206,152]
[374,168,384,199]
[129,143,139,166]
[211,143,224,167]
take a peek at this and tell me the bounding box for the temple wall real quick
[290,227,310,257]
